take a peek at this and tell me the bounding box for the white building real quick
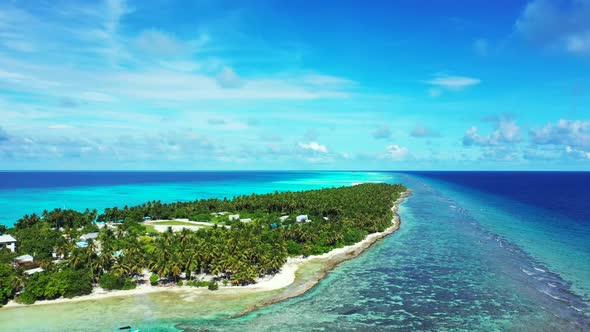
[240,218,252,223]
[296,215,309,223]
[279,215,289,222]
[0,234,17,252]
[15,254,34,263]
[80,232,99,241]
[228,214,240,221]
[24,267,45,275]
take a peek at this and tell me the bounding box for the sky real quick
[0,0,589,170]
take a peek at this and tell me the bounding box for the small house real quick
[323,217,329,221]
[80,232,99,241]
[240,218,252,223]
[279,215,289,222]
[143,216,152,221]
[0,234,17,252]
[24,267,45,275]
[270,223,278,229]
[15,254,34,264]
[228,214,240,221]
[296,215,309,223]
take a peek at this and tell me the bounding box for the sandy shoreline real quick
[4,190,410,310]
[234,189,411,316]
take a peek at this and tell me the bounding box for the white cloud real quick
[216,66,243,88]
[2,40,35,52]
[425,74,481,90]
[372,125,391,139]
[566,146,590,159]
[384,144,409,161]
[530,119,590,149]
[135,29,186,57]
[80,91,117,102]
[48,124,74,129]
[463,116,521,146]
[298,141,328,153]
[479,146,520,162]
[304,74,355,86]
[159,60,201,72]
[515,0,590,56]
[411,124,439,138]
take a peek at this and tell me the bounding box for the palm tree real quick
[69,249,84,270]
[182,249,199,280]
[112,258,130,277]
[10,270,26,294]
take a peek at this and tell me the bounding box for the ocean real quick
[0,171,588,331]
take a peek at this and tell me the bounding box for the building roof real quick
[15,254,34,263]
[80,232,99,240]
[24,267,45,275]
[0,234,16,243]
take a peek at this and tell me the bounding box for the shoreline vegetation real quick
[0,183,408,311]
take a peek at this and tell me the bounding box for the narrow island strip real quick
[234,189,411,317]
[0,183,409,310]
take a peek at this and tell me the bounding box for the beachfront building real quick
[228,214,240,221]
[240,218,252,223]
[279,215,289,222]
[80,232,99,241]
[296,215,309,223]
[15,254,34,264]
[0,234,17,252]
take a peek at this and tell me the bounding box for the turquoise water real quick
[0,171,388,226]
[0,171,589,331]
[171,172,589,331]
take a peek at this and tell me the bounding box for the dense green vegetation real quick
[0,183,405,306]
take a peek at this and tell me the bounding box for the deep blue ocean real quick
[0,171,588,331]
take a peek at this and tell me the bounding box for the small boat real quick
[118,326,141,332]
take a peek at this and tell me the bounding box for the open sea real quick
[0,171,589,331]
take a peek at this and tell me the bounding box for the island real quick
[0,183,407,308]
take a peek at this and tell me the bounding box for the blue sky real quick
[0,0,589,170]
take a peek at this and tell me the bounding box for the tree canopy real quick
[0,183,406,305]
